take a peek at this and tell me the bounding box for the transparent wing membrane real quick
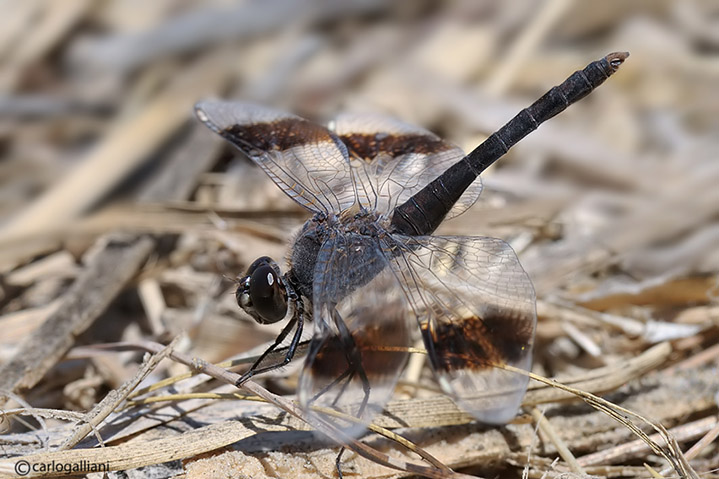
[385,234,536,423]
[195,100,357,214]
[330,113,483,219]
[298,233,412,437]
[197,102,538,431]
[195,103,484,219]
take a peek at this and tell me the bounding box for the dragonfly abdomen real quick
[390,52,628,237]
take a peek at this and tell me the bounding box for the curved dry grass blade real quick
[192,359,470,479]
[529,407,585,475]
[134,340,472,479]
[60,337,178,450]
[495,362,700,479]
[578,415,718,468]
[74,339,311,399]
[126,390,458,477]
[124,392,261,409]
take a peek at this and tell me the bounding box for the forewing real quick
[298,233,411,437]
[386,234,536,424]
[195,100,357,214]
[329,113,482,218]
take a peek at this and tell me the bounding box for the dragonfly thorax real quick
[287,209,389,303]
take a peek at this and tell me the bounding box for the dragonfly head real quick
[236,256,289,324]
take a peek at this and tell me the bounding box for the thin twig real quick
[135,340,473,479]
[59,338,179,450]
[529,407,585,475]
[495,363,700,479]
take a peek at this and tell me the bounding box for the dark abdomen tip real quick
[606,51,630,71]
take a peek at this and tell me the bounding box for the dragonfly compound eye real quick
[238,257,288,324]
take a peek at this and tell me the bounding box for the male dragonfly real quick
[195,52,628,437]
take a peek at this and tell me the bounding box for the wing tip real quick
[439,369,529,424]
[194,100,302,133]
[194,99,224,133]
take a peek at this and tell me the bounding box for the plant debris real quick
[1,1,717,478]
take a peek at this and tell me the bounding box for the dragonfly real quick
[195,52,628,438]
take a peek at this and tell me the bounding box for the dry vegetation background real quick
[1,1,718,478]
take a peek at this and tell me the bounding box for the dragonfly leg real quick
[305,309,372,417]
[235,299,305,386]
[335,447,347,479]
[332,309,372,417]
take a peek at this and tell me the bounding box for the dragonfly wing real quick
[386,234,536,423]
[298,233,412,437]
[196,100,357,214]
[329,112,482,219]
